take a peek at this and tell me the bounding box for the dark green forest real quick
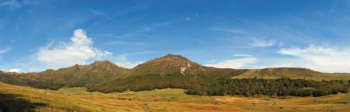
[1,71,349,97]
[87,73,349,97]
[186,77,349,97]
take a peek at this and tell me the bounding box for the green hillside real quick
[1,81,350,112]
[233,68,350,81]
[22,60,129,88]
[87,54,245,93]
[0,54,350,96]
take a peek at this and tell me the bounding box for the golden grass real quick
[232,69,350,81]
[0,82,349,112]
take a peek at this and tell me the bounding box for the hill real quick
[131,54,213,75]
[29,60,129,87]
[0,71,63,90]
[87,54,244,93]
[0,54,350,94]
[233,67,350,81]
[1,82,350,112]
[0,60,129,90]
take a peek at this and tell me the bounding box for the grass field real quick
[0,82,349,112]
[232,69,350,81]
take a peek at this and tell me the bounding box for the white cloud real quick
[106,41,149,46]
[114,61,143,69]
[233,54,253,57]
[8,68,21,73]
[37,29,111,68]
[0,48,10,54]
[214,28,249,34]
[1,0,20,9]
[205,57,258,69]
[117,18,192,38]
[89,9,104,17]
[214,28,276,48]
[114,54,144,69]
[89,9,115,23]
[251,37,275,47]
[279,45,350,73]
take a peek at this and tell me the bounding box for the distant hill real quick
[0,54,350,93]
[0,70,63,90]
[22,60,129,88]
[233,67,350,81]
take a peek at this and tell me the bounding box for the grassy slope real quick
[232,68,350,81]
[0,82,137,112]
[1,82,350,112]
[3,55,350,94]
[22,60,129,88]
[333,91,350,104]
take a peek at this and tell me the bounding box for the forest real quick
[86,72,349,97]
[186,77,350,97]
[1,70,349,98]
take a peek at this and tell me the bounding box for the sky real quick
[1,0,350,73]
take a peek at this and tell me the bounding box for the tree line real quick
[186,77,349,97]
[1,72,349,97]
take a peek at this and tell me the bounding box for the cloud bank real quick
[0,48,10,54]
[279,45,350,73]
[0,0,20,9]
[37,29,111,68]
[113,53,148,69]
[8,68,21,73]
[251,37,275,47]
[205,56,258,69]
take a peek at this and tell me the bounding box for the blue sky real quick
[1,0,350,73]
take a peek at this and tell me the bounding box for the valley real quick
[0,82,349,112]
[1,54,350,112]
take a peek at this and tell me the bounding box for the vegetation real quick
[0,73,64,90]
[1,82,350,112]
[186,78,349,97]
[0,54,349,98]
[89,73,349,98]
[232,68,350,81]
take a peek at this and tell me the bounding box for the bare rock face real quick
[180,67,186,75]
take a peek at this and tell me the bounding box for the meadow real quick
[0,82,349,112]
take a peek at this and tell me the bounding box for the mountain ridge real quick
[3,54,347,74]
[1,54,350,93]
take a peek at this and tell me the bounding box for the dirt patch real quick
[215,97,265,104]
[185,105,223,111]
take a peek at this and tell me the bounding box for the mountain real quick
[0,54,350,93]
[22,60,129,88]
[132,54,217,75]
[87,54,245,92]
[133,54,248,76]
[233,67,350,81]
[0,70,63,90]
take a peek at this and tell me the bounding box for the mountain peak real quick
[160,54,189,61]
[91,60,118,67]
[132,54,206,75]
[164,54,184,57]
[89,60,129,72]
